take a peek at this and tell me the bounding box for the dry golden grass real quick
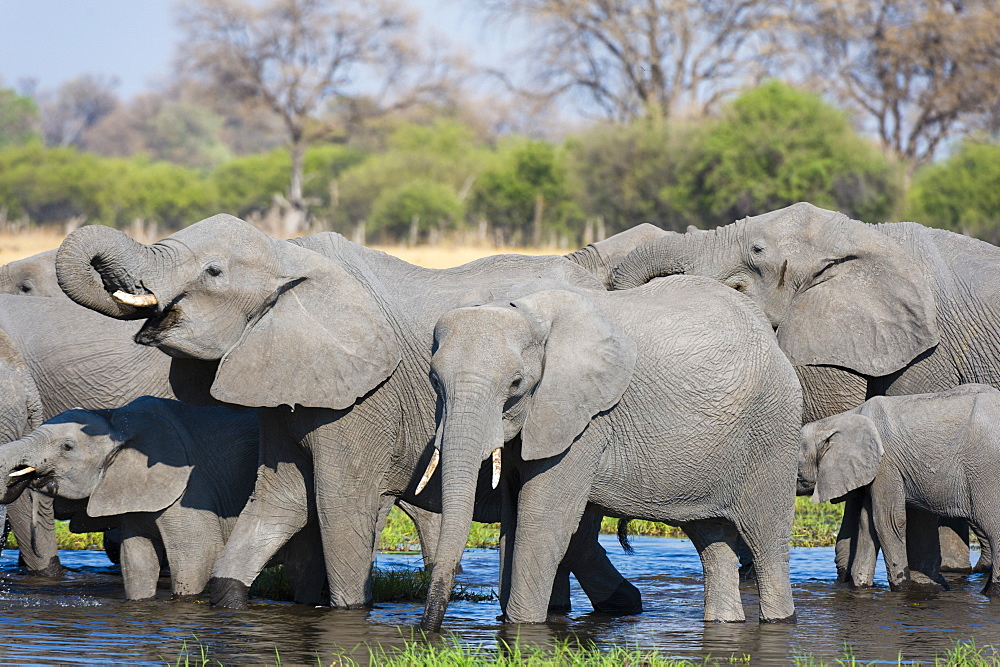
[0,229,560,269]
[0,229,65,264]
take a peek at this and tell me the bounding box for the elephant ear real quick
[87,410,193,517]
[211,242,401,410]
[776,213,939,377]
[813,413,884,504]
[516,290,637,461]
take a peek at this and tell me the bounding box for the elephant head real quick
[56,216,400,410]
[612,202,939,377]
[798,412,884,504]
[0,400,194,517]
[0,250,62,298]
[419,289,636,631]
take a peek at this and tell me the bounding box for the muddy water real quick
[0,538,995,664]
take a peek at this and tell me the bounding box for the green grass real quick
[5,497,845,554]
[167,638,1000,666]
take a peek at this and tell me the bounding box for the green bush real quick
[666,81,902,227]
[368,179,464,241]
[907,139,1000,243]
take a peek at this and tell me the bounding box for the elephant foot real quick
[890,579,946,593]
[590,580,643,616]
[980,581,1000,597]
[171,593,201,602]
[759,612,796,624]
[25,556,64,578]
[209,577,249,609]
[706,618,746,624]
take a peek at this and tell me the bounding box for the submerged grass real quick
[167,637,1000,666]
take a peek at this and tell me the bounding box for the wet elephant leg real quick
[564,512,642,616]
[281,516,327,606]
[848,491,880,588]
[210,409,312,609]
[119,521,161,601]
[972,523,992,574]
[684,521,744,622]
[396,499,454,572]
[834,492,863,583]
[905,507,948,589]
[937,517,971,573]
[8,490,61,576]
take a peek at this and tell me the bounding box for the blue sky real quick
[0,0,501,98]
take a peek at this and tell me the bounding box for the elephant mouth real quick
[134,307,187,355]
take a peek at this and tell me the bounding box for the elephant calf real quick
[798,384,1000,596]
[0,396,323,602]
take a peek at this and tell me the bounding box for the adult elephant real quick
[420,280,802,631]
[0,250,62,298]
[612,201,1000,579]
[55,216,647,614]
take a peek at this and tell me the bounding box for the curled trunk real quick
[0,434,43,504]
[55,225,158,319]
[610,236,689,290]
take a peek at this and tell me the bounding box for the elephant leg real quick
[504,462,590,624]
[8,490,61,576]
[497,473,518,615]
[280,516,327,606]
[905,507,947,590]
[977,522,1000,597]
[158,512,222,600]
[315,479,382,609]
[848,491,880,588]
[684,521,744,622]
[833,491,865,583]
[120,522,161,601]
[870,483,913,591]
[736,517,795,623]
[210,410,312,609]
[937,517,971,573]
[565,512,642,616]
[972,522,993,575]
[396,499,451,572]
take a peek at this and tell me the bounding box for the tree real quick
[666,81,902,226]
[789,0,1000,175]
[483,0,785,121]
[176,0,438,234]
[0,87,40,147]
[39,74,120,148]
[906,140,1000,243]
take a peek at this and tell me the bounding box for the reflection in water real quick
[0,538,995,663]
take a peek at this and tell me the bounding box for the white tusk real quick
[491,448,502,489]
[415,448,439,495]
[9,467,35,477]
[112,290,158,307]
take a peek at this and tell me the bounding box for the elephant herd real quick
[0,201,997,633]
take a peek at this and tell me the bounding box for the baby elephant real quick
[798,384,1000,595]
[0,396,323,602]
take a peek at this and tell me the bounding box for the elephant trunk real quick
[610,234,690,290]
[420,416,495,633]
[0,433,44,504]
[55,225,161,320]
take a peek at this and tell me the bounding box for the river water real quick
[0,537,995,664]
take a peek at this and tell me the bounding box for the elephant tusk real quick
[491,448,502,489]
[112,290,158,307]
[415,448,439,495]
[8,467,35,477]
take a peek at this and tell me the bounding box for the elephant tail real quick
[617,519,634,554]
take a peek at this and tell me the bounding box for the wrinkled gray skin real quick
[612,201,1000,579]
[55,216,652,613]
[0,295,176,575]
[0,250,62,298]
[0,397,324,601]
[799,384,1000,596]
[0,242,526,589]
[421,278,803,631]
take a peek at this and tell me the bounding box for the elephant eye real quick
[205,264,223,278]
[61,440,74,452]
[510,376,523,391]
[18,282,31,294]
